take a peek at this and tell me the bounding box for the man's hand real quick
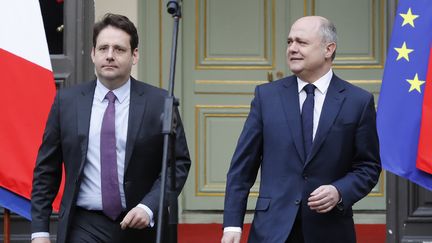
[307,185,340,213]
[32,237,50,243]
[221,231,241,243]
[120,206,150,230]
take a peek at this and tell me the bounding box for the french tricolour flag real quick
[0,1,59,219]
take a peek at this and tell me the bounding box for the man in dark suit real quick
[31,13,191,243]
[221,16,381,243]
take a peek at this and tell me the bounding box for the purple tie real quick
[100,91,122,220]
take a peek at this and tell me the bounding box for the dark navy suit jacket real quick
[31,78,191,243]
[223,74,381,243]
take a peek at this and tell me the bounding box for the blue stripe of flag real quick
[0,186,31,220]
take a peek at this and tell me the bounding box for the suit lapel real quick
[306,75,346,165]
[77,81,96,172]
[278,77,306,163]
[124,78,148,171]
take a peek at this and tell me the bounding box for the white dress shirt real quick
[77,79,130,210]
[32,79,154,240]
[297,69,332,140]
[224,69,333,234]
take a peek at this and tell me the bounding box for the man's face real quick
[91,26,138,89]
[286,17,332,82]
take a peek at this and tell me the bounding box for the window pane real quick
[39,0,64,54]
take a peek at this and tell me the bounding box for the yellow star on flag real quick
[394,42,414,61]
[406,73,425,93]
[400,8,419,27]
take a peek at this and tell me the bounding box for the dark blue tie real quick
[302,84,316,158]
[100,91,122,220]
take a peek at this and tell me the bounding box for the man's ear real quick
[91,47,96,63]
[132,48,139,65]
[325,42,336,59]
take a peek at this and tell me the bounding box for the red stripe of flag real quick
[417,45,432,174]
[0,48,63,211]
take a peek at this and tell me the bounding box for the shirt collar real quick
[95,79,131,103]
[297,69,333,95]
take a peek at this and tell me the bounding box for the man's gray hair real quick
[319,18,337,60]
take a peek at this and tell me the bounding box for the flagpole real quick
[3,208,10,243]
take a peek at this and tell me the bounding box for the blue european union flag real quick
[377,0,432,191]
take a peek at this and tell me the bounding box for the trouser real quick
[67,207,156,243]
[285,208,304,243]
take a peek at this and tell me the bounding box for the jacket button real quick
[124,181,131,189]
[302,173,308,180]
[295,199,301,205]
